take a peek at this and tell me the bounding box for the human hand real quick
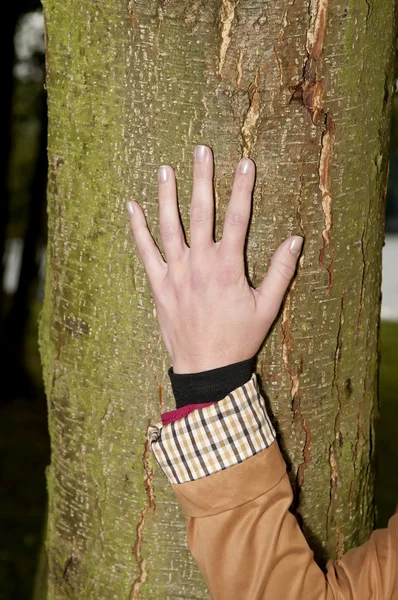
[127,145,303,374]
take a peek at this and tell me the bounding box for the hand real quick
[127,145,303,374]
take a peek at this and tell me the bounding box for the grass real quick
[375,320,398,527]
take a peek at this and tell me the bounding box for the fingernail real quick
[158,166,169,183]
[289,236,303,256]
[126,201,135,216]
[194,145,208,162]
[238,158,251,174]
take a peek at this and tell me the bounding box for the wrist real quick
[172,355,255,375]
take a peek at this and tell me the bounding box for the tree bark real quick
[39,0,397,597]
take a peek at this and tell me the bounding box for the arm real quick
[127,145,398,599]
[149,371,398,599]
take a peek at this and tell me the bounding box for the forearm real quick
[149,370,398,600]
[179,445,398,600]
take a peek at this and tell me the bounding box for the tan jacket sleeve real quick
[174,443,398,599]
[148,373,398,599]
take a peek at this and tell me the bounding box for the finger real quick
[219,158,255,260]
[157,165,188,263]
[189,145,214,252]
[255,236,303,322]
[127,201,167,288]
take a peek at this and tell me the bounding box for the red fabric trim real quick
[161,402,216,426]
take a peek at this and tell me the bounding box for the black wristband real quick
[168,356,256,409]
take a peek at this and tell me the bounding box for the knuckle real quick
[217,261,240,287]
[273,260,295,282]
[194,171,209,181]
[190,205,211,224]
[138,244,152,261]
[160,221,179,241]
[227,210,246,227]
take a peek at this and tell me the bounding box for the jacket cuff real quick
[168,356,255,408]
[147,372,276,485]
[172,442,286,517]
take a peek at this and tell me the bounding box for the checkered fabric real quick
[147,372,276,485]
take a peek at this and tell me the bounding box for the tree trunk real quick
[39,0,397,597]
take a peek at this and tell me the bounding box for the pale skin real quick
[127,144,303,374]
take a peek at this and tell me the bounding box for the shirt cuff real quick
[147,372,276,485]
[167,356,256,409]
[161,402,216,426]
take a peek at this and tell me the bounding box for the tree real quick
[38,0,397,597]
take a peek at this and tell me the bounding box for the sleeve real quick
[167,356,255,408]
[147,373,398,600]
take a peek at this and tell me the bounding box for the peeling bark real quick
[129,420,157,600]
[39,0,397,597]
[241,71,261,156]
[218,0,237,77]
[318,116,334,267]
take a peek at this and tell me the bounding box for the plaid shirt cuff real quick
[147,372,276,485]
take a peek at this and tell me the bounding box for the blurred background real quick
[0,6,397,599]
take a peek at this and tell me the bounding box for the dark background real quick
[0,6,397,599]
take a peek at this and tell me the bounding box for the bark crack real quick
[240,71,260,157]
[332,289,346,424]
[356,225,367,336]
[296,407,312,491]
[296,146,306,237]
[279,0,297,44]
[62,552,76,584]
[335,523,343,559]
[129,10,135,28]
[326,248,335,293]
[236,48,243,88]
[290,0,328,124]
[218,0,237,77]
[281,284,298,401]
[356,187,372,338]
[153,372,164,413]
[129,418,157,600]
[200,94,209,137]
[327,290,346,542]
[349,404,362,504]
[326,444,339,530]
[318,114,334,268]
[365,0,372,25]
[306,0,328,62]
[296,173,305,236]
[289,0,334,273]
[273,46,283,88]
[281,280,311,496]
[356,69,388,338]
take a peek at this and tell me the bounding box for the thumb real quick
[256,235,303,321]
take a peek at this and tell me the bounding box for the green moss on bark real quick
[39,0,397,597]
